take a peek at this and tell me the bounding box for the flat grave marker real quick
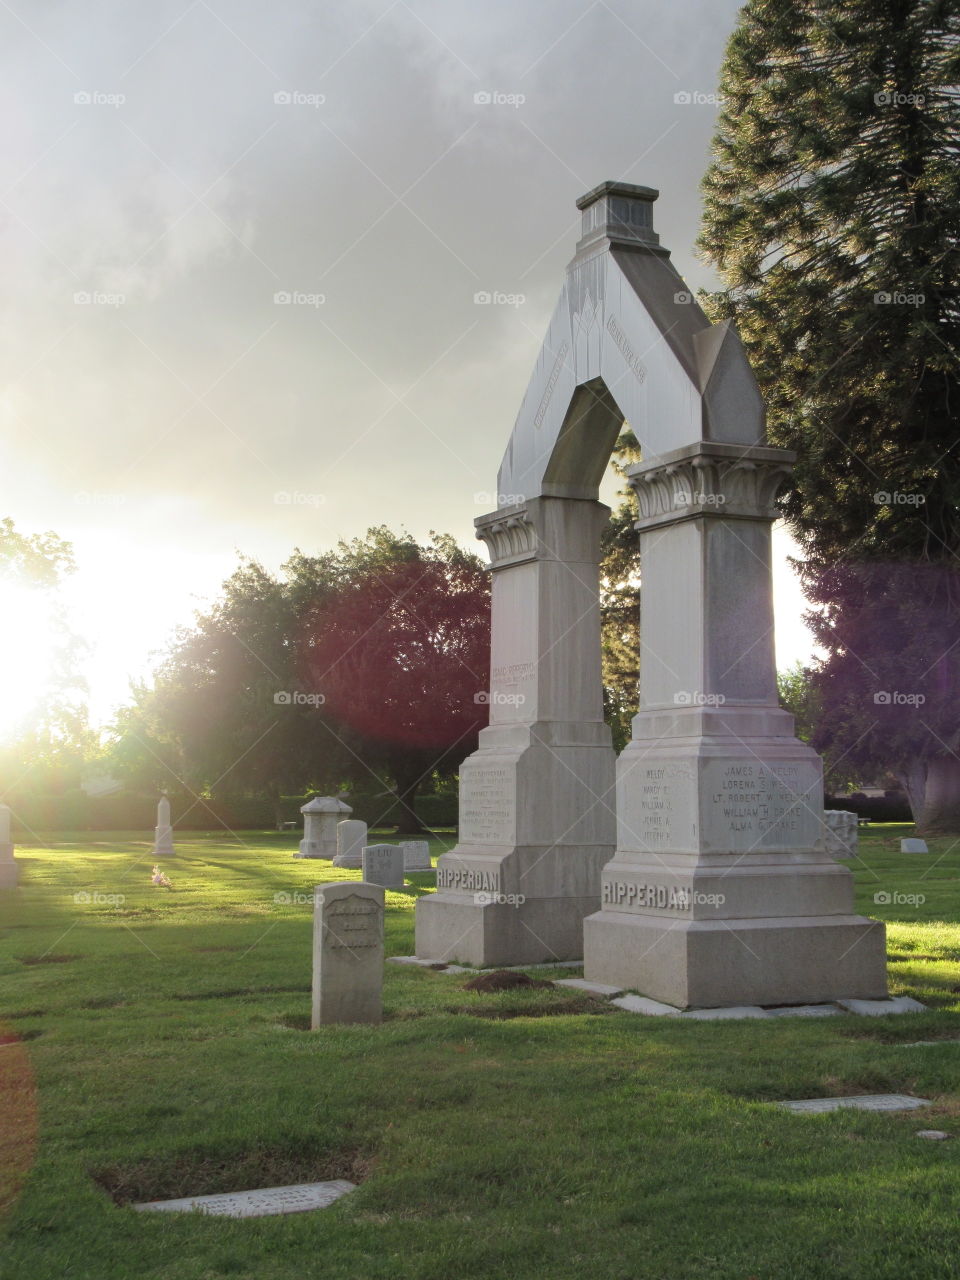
[134,1181,356,1218]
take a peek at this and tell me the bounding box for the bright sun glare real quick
[0,580,60,743]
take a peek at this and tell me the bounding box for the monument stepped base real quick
[583,911,887,1010]
[415,892,597,967]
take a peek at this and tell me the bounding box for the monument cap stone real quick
[575,180,661,252]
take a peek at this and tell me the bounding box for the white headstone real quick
[0,803,16,888]
[296,796,351,859]
[400,840,432,871]
[824,810,859,859]
[362,844,405,889]
[901,838,929,853]
[311,881,384,1026]
[333,820,367,869]
[153,794,175,857]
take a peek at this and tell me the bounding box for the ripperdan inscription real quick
[460,764,515,844]
[603,881,691,910]
[437,866,501,892]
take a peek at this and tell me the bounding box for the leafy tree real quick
[600,428,642,753]
[107,555,351,821]
[300,530,490,833]
[0,517,74,587]
[0,518,95,802]
[700,0,960,830]
[109,529,490,832]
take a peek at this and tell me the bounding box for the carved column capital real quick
[626,441,795,532]
[475,497,610,569]
[475,504,539,567]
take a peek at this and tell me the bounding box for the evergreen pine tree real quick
[700,0,960,830]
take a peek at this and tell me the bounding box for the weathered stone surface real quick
[401,840,432,871]
[824,810,859,859]
[679,1005,770,1021]
[778,1094,930,1114]
[916,1130,950,1140]
[901,838,929,854]
[134,1181,356,1217]
[837,996,926,1016]
[296,796,351,860]
[555,978,623,996]
[311,882,383,1027]
[362,844,404,889]
[766,1004,843,1018]
[610,994,681,1016]
[333,820,367,869]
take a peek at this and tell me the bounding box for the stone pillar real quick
[296,796,351,859]
[415,496,616,966]
[0,804,17,888]
[311,881,383,1026]
[583,442,888,1007]
[153,794,175,857]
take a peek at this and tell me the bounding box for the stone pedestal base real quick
[296,842,335,860]
[153,827,175,857]
[0,859,18,888]
[416,882,599,967]
[583,910,887,1009]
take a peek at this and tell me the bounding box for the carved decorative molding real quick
[475,507,538,567]
[627,443,794,531]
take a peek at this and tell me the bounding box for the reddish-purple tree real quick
[300,534,490,833]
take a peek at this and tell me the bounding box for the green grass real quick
[2,824,960,1279]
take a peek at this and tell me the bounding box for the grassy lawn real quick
[2,824,960,1279]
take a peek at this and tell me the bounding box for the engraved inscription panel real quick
[627,760,697,851]
[702,759,819,851]
[459,763,516,845]
[324,896,381,951]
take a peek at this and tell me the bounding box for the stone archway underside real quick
[415,182,887,1008]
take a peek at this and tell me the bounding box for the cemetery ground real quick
[1,829,960,1280]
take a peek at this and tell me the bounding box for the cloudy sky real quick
[2,0,814,726]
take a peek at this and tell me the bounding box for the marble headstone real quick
[333,819,368,869]
[401,840,432,871]
[311,881,384,1026]
[362,844,405,889]
[153,794,175,857]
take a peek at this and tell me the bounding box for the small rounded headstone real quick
[916,1129,950,1140]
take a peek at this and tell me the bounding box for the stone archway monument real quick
[416,181,887,1006]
